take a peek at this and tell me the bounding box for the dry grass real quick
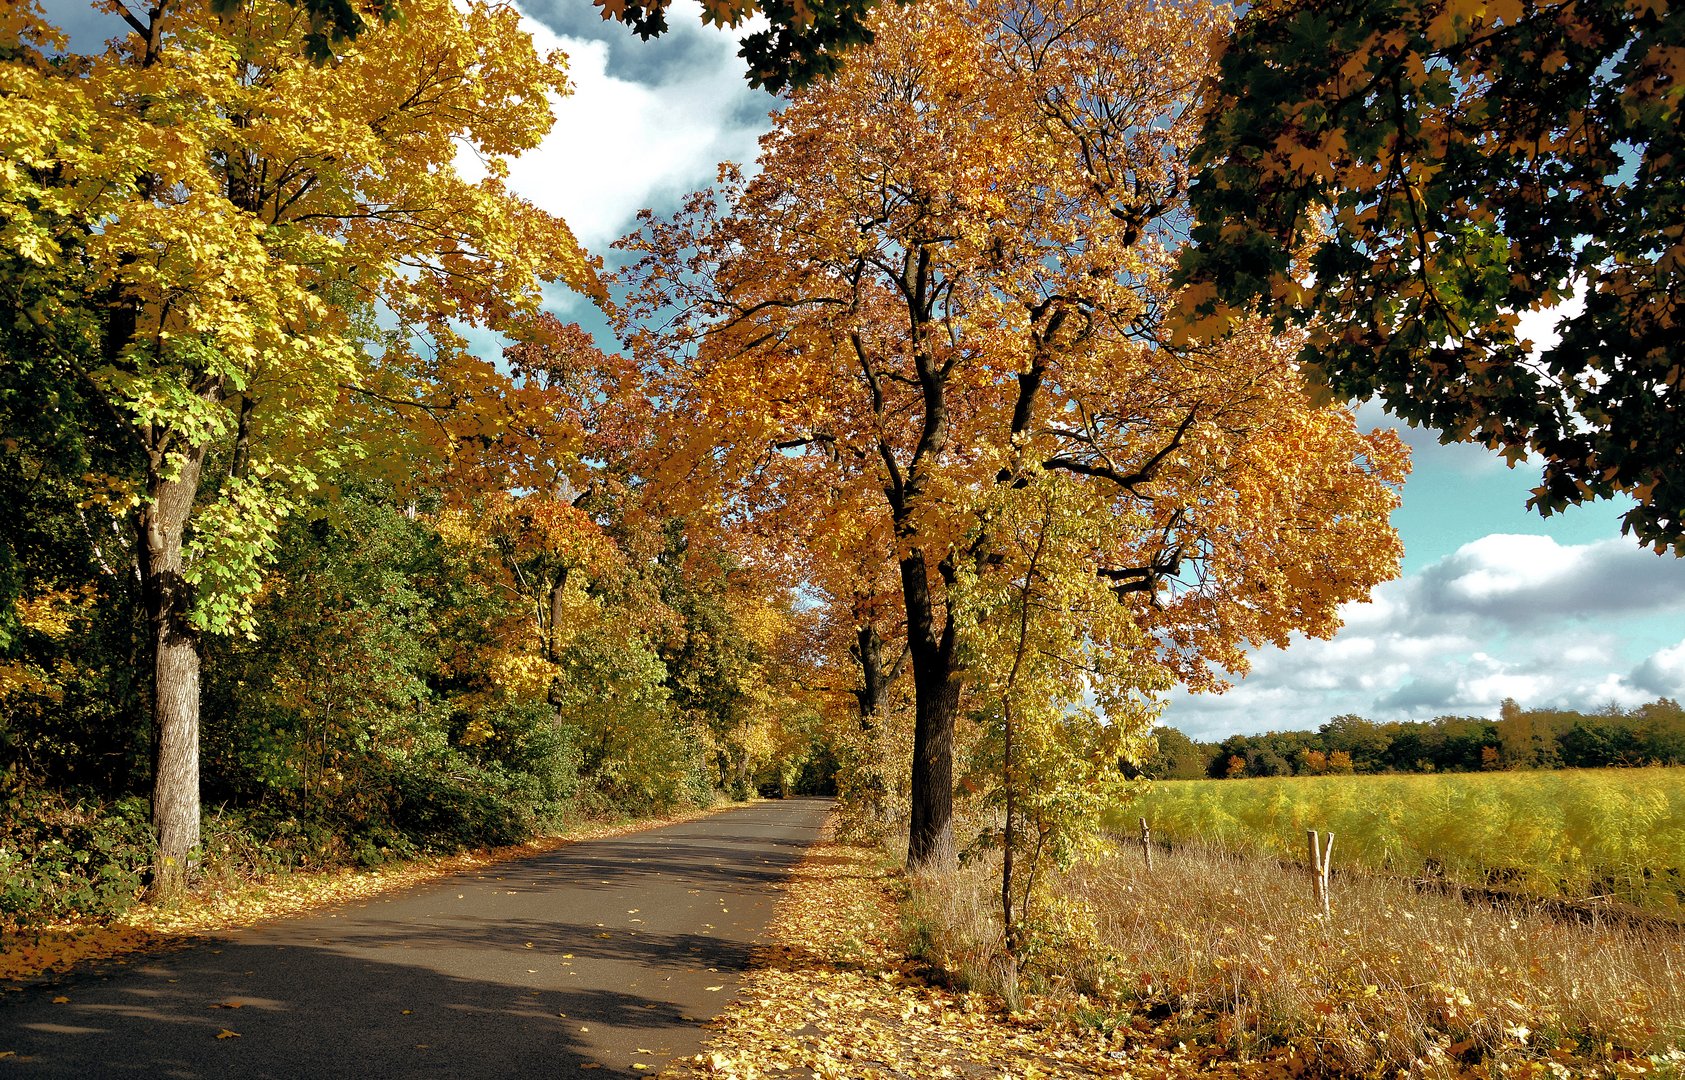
[904,840,1685,1077]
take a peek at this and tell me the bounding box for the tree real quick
[957,472,1162,964]
[2,0,591,895]
[1140,726,1218,781]
[1179,0,1685,553]
[594,0,892,92]
[621,0,1406,869]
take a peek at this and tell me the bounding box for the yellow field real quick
[1119,768,1685,914]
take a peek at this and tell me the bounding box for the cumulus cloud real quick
[1413,534,1685,622]
[1163,534,1685,740]
[1631,641,1685,698]
[489,1,776,253]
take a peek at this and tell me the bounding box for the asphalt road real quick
[0,797,833,1078]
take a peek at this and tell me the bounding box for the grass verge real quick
[664,823,1247,1078]
[902,840,1685,1078]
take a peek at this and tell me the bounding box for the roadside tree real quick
[0,0,592,895]
[621,0,1408,870]
[1180,0,1684,551]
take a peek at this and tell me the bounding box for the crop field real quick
[1120,767,1685,914]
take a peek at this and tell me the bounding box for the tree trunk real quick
[901,550,960,871]
[851,623,892,727]
[545,569,570,724]
[138,442,210,901]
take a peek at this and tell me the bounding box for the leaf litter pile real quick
[664,827,1234,1080]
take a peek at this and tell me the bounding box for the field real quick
[1117,767,1685,914]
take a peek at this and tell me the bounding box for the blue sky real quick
[49,0,1685,739]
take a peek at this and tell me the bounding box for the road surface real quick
[0,797,833,1078]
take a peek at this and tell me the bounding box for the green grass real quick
[1118,768,1685,913]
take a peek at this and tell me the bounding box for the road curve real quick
[1,797,834,1078]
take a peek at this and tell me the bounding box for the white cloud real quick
[1413,534,1685,622]
[1163,534,1685,740]
[1632,640,1685,698]
[493,4,775,253]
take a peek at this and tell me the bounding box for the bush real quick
[0,790,151,927]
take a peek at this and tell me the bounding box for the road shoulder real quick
[661,827,1144,1079]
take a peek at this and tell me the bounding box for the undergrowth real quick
[900,839,1685,1077]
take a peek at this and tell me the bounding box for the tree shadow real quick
[2,937,690,1079]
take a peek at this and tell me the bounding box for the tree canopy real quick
[621,0,1407,869]
[202,0,893,92]
[1179,0,1684,554]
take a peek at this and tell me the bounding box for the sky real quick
[46,0,1685,740]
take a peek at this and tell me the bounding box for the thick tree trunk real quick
[139,443,210,901]
[901,550,960,871]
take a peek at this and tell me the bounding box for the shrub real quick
[0,790,151,927]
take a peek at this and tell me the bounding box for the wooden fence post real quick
[1306,829,1334,915]
[1139,817,1153,873]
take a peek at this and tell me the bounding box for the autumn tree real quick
[1180,0,1684,552]
[622,0,1407,870]
[957,472,1163,966]
[1,0,592,895]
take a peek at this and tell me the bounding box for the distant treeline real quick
[1141,698,1685,780]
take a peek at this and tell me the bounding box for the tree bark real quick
[901,550,960,871]
[138,441,211,901]
[851,623,906,728]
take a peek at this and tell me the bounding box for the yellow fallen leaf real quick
[51,996,69,1004]
[705,985,724,992]
[215,1029,240,1039]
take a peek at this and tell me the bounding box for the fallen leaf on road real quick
[705,986,724,992]
[215,1029,240,1039]
[51,996,68,1004]
[211,1001,243,1009]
